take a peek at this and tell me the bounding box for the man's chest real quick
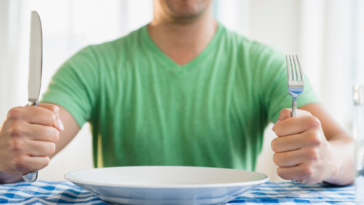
[97,62,264,140]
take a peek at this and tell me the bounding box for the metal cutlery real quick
[286,55,305,183]
[286,55,305,117]
[23,11,43,182]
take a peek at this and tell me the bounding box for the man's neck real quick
[147,9,217,65]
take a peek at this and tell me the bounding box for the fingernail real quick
[272,120,281,131]
[57,119,64,131]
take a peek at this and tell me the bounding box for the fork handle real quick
[291,97,298,184]
[291,98,297,117]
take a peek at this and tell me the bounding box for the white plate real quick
[65,166,269,205]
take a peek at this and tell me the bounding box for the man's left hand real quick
[271,108,338,184]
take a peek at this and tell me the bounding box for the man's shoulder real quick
[220,24,283,59]
[86,26,144,57]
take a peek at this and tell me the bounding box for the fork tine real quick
[295,55,304,82]
[286,55,291,81]
[289,55,295,81]
[292,55,300,81]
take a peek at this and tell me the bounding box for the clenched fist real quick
[271,108,338,185]
[0,104,64,176]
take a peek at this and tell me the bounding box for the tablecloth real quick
[0,181,354,204]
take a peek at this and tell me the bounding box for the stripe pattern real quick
[0,181,354,204]
[228,182,355,205]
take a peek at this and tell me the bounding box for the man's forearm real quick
[324,134,354,186]
[0,171,23,184]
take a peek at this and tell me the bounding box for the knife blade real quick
[23,11,43,182]
[28,11,42,104]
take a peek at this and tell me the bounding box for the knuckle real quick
[47,143,56,156]
[45,127,59,142]
[276,167,282,176]
[10,139,23,152]
[308,132,322,146]
[51,143,56,154]
[43,157,50,167]
[306,148,319,160]
[281,108,291,114]
[42,108,57,124]
[273,153,281,165]
[280,108,291,117]
[49,105,59,113]
[308,117,321,129]
[7,122,23,137]
[276,167,286,179]
[49,112,57,123]
[52,128,60,142]
[274,126,283,136]
[44,105,59,120]
[302,166,313,178]
[13,156,26,172]
[7,107,23,120]
[271,139,278,152]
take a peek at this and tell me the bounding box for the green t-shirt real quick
[41,23,319,171]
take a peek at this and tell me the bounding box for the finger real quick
[38,103,64,131]
[273,149,307,167]
[27,124,59,142]
[7,106,57,126]
[271,130,320,152]
[274,116,321,137]
[272,109,312,131]
[4,121,59,143]
[24,139,56,157]
[277,164,314,184]
[38,103,60,120]
[14,156,50,175]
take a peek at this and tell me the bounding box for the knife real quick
[23,11,43,182]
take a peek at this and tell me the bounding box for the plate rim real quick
[64,166,269,189]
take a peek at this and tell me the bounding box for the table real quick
[0,181,354,204]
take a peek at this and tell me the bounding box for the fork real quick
[286,55,305,184]
[286,55,305,118]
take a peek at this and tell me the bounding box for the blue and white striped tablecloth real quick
[0,181,354,204]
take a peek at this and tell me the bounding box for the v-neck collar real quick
[142,22,223,73]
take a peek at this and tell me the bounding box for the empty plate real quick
[65,166,269,205]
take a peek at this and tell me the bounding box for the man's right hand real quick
[0,104,64,179]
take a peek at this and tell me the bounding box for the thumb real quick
[277,108,293,122]
[272,108,292,131]
[272,108,312,131]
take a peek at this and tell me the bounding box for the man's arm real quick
[300,103,354,185]
[271,103,354,185]
[0,104,80,183]
[50,105,80,158]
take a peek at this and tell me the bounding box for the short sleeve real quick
[41,46,99,128]
[256,47,320,123]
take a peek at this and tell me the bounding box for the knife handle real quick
[23,171,38,182]
[22,100,39,182]
[28,101,39,107]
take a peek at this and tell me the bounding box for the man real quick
[0,0,353,185]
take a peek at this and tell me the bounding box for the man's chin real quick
[170,14,201,23]
[166,9,208,24]
[163,0,210,24]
